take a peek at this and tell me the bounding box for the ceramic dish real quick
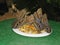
[12,28,51,37]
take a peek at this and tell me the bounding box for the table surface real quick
[0,18,60,45]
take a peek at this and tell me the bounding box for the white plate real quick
[12,28,51,37]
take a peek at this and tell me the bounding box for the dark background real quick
[0,0,60,21]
